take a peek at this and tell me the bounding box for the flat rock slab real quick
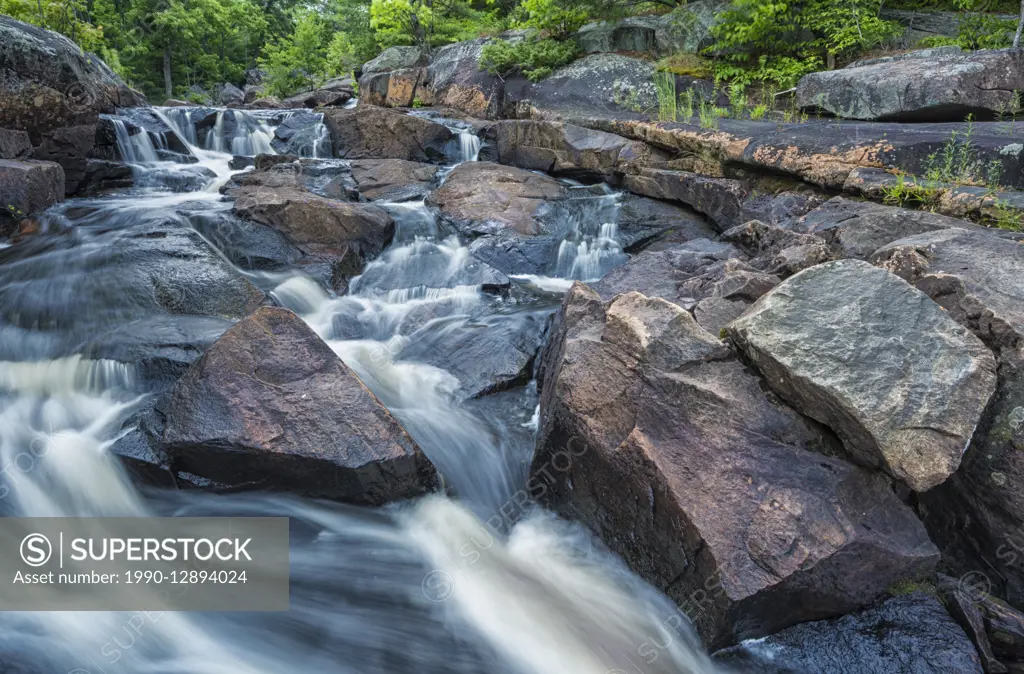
[728,259,997,491]
[161,306,437,504]
[714,592,984,674]
[797,47,1024,122]
[795,197,984,261]
[533,283,938,649]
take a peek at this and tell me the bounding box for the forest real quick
[1,0,1023,107]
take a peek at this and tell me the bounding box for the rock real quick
[232,175,394,284]
[576,17,660,54]
[247,96,284,110]
[426,161,566,236]
[0,129,32,159]
[623,169,749,232]
[282,88,352,109]
[615,192,717,249]
[794,196,986,260]
[870,228,1024,609]
[504,54,658,117]
[934,574,1011,673]
[245,67,265,86]
[727,259,997,491]
[576,4,725,56]
[796,48,1024,122]
[714,592,984,674]
[721,219,831,277]
[323,106,455,162]
[321,76,355,92]
[424,38,505,118]
[495,119,669,182]
[880,8,1017,46]
[362,46,428,75]
[242,84,265,105]
[162,98,190,107]
[847,45,965,69]
[160,306,438,504]
[532,283,939,648]
[216,83,245,107]
[0,159,65,218]
[0,16,145,195]
[349,159,439,201]
[359,68,426,108]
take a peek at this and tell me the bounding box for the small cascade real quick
[205,109,276,155]
[159,106,200,146]
[110,118,160,164]
[552,190,627,281]
[459,132,481,162]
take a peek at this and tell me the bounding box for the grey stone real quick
[728,259,998,491]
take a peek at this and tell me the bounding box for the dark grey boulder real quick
[349,159,439,201]
[216,83,245,106]
[796,48,1024,121]
[533,282,939,649]
[0,159,65,218]
[714,591,984,674]
[322,106,455,162]
[161,306,438,504]
[727,259,998,491]
[0,129,31,159]
[362,46,428,75]
[423,38,506,118]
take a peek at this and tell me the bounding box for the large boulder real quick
[714,591,984,674]
[161,306,438,503]
[870,228,1024,607]
[532,282,939,649]
[230,161,393,288]
[504,54,658,117]
[362,46,428,75]
[423,38,505,118]
[727,259,997,492]
[322,106,454,162]
[623,169,749,232]
[349,159,439,201]
[577,2,725,56]
[425,161,566,236]
[796,48,1024,122]
[0,16,145,194]
[281,88,352,109]
[0,158,64,221]
[358,68,425,108]
[494,119,669,182]
[215,82,245,106]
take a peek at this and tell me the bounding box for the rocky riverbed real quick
[3,12,1024,674]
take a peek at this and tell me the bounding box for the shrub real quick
[655,53,713,79]
[480,38,579,81]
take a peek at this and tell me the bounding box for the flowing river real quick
[0,106,720,674]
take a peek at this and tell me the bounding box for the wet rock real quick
[532,283,939,648]
[162,98,190,107]
[424,38,506,118]
[794,196,986,260]
[0,129,31,159]
[615,192,717,249]
[233,180,394,281]
[797,48,1024,122]
[933,573,1011,673]
[728,259,997,491]
[190,210,304,271]
[426,161,566,236]
[0,17,145,195]
[161,306,438,504]
[505,54,658,117]
[323,106,455,162]
[270,111,330,156]
[714,592,984,674]
[0,159,64,218]
[349,159,439,201]
[495,119,669,182]
[871,228,1024,609]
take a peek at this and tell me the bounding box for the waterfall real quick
[459,132,481,162]
[110,118,159,164]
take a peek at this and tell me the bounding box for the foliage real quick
[653,71,676,121]
[260,11,327,96]
[708,0,902,86]
[370,0,498,50]
[517,0,588,39]
[915,0,1017,49]
[655,53,713,79]
[480,36,578,81]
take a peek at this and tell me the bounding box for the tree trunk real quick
[163,44,173,99]
[1014,0,1024,49]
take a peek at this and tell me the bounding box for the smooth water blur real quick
[0,106,720,674]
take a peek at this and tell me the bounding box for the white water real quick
[0,106,720,674]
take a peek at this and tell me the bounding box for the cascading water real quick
[459,133,481,162]
[0,105,721,674]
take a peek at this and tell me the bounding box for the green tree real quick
[260,9,328,95]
